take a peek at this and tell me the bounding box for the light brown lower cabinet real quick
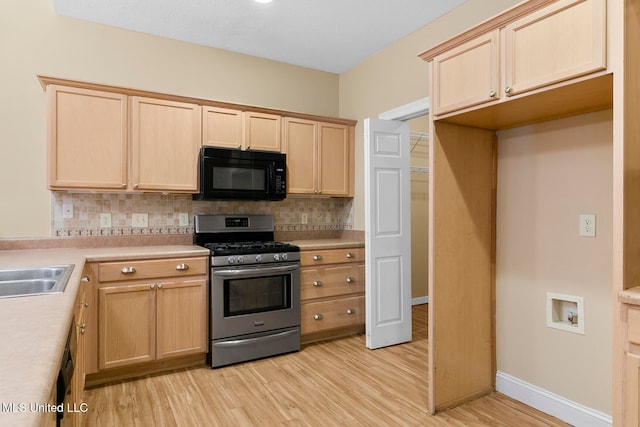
[624,306,640,425]
[300,247,365,342]
[90,257,207,371]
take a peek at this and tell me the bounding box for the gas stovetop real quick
[203,241,300,256]
[193,214,300,266]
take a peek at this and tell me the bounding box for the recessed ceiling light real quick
[255,0,272,3]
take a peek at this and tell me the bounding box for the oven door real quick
[210,262,300,339]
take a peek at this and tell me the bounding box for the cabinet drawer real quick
[300,247,364,266]
[301,295,364,334]
[629,308,640,346]
[98,257,207,283]
[301,264,364,300]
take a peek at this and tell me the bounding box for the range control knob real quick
[255,254,262,263]
[227,256,236,264]
[273,254,280,261]
[281,253,288,261]
[237,256,245,264]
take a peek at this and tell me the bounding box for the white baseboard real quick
[412,296,428,305]
[496,371,612,427]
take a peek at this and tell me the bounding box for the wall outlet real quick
[179,212,189,227]
[579,214,596,237]
[62,203,74,219]
[301,213,308,224]
[132,213,148,228]
[99,213,112,228]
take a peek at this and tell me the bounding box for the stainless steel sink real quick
[0,265,74,298]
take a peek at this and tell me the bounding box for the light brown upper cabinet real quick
[47,85,128,190]
[284,118,353,197]
[430,0,606,117]
[202,107,281,151]
[47,85,201,193]
[130,97,201,192]
[432,30,500,115]
[503,0,606,97]
[244,111,281,152]
[41,77,357,194]
[202,106,243,149]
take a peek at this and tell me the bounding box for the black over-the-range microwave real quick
[193,146,287,201]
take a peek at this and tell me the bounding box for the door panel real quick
[364,118,411,349]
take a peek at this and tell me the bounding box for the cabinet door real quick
[156,279,207,359]
[131,97,202,192]
[626,352,640,426]
[432,30,499,115]
[244,112,281,152]
[98,283,155,369]
[47,85,128,190]
[318,123,352,196]
[202,106,243,149]
[283,117,318,195]
[504,0,606,97]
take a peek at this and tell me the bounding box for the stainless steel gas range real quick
[194,214,300,368]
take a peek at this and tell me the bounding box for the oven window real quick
[224,275,291,316]
[212,166,266,191]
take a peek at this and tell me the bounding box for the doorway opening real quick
[379,97,430,306]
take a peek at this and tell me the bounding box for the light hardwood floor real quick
[82,305,569,426]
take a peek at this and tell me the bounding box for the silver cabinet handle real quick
[489,91,497,98]
[346,277,355,284]
[121,267,136,274]
[121,183,127,188]
[313,280,323,287]
[176,263,189,271]
[81,276,90,283]
[313,314,323,320]
[346,308,355,315]
[505,87,512,95]
[346,252,354,258]
[157,284,163,289]
[84,302,89,308]
[80,324,86,335]
[312,255,323,261]
[150,284,155,289]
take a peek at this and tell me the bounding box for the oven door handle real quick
[213,264,299,277]
[213,329,299,347]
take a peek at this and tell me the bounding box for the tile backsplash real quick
[51,193,353,237]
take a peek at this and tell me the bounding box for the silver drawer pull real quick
[346,252,354,258]
[346,277,355,284]
[346,308,355,315]
[313,255,323,261]
[121,267,136,274]
[313,314,323,320]
[176,263,190,271]
[81,276,90,283]
[313,280,323,287]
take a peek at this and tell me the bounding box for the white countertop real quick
[0,245,208,427]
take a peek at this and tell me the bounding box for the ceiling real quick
[52,0,466,74]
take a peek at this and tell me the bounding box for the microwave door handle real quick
[214,264,299,277]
